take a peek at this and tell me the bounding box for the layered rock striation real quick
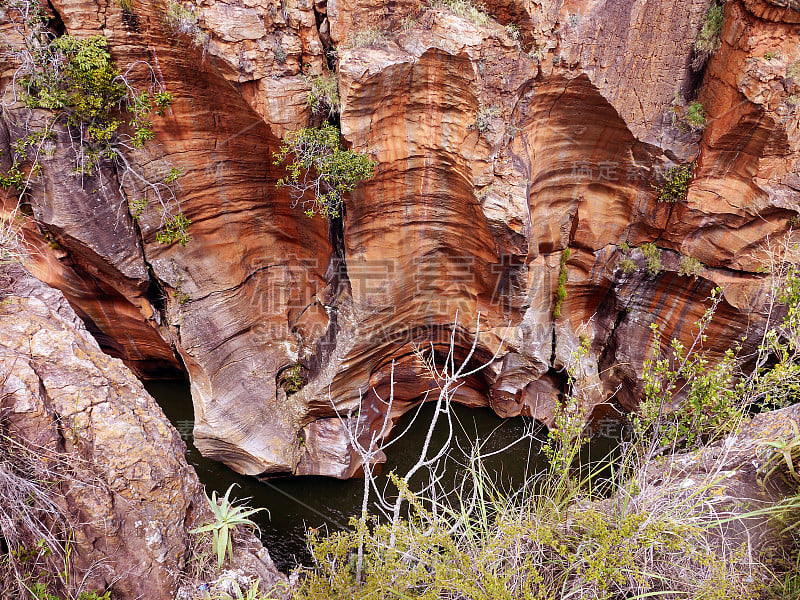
[0,267,281,598]
[1,0,798,477]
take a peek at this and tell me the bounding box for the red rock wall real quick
[1,0,797,477]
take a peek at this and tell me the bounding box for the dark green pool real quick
[145,380,618,572]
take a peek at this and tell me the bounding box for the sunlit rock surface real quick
[1,0,797,477]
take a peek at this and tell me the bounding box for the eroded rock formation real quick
[0,268,281,598]
[1,0,798,478]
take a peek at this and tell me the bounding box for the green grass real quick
[678,254,704,277]
[552,248,570,318]
[695,4,724,54]
[686,101,706,129]
[431,0,490,26]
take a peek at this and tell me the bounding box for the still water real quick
[146,380,616,572]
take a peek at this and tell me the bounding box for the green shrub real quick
[431,0,490,26]
[631,288,765,454]
[172,279,190,305]
[678,255,704,277]
[274,123,376,219]
[619,257,637,275]
[155,213,191,246]
[640,242,663,276]
[655,164,693,203]
[164,166,183,184]
[19,35,172,157]
[302,73,339,116]
[282,364,304,394]
[671,97,706,132]
[30,583,110,600]
[695,4,724,54]
[686,101,706,129]
[552,248,570,319]
[474,104,500,134]
[2,6,188,245]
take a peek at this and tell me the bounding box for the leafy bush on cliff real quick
[155,213,192,247]
[655,163,694,203]
[640,242,663,275]
[273,123,376,219]
[302,73,340,116]
[685,101,707,129]
[678,254,704,277]
[1,2,189,245]
[695,4,724,54]
[431,0,490,26]
[14,34,172,171]
[552,248,570,319]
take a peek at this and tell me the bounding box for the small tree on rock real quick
[273,123,376,219]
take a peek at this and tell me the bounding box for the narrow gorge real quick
[0,0,799,596]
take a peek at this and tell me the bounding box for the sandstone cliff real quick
[1,0,798,478]
[0,267,281,599]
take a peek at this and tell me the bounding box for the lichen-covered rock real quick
[0,268,282,599]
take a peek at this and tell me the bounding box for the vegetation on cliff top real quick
[0,1,189,246]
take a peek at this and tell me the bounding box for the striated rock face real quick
[1,0,798,478]
[0,268,281,598]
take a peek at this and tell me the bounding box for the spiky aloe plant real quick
[190,484,269,570]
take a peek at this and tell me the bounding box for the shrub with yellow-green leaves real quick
[292,476,761,600]
[274,123,376,219]
[1,1,189,245]
[15,34,172,174]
